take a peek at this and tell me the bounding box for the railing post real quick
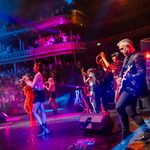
[73,53,76,64]
[13,62,16,73]
[54,56,57,65]
[70,28,73,42]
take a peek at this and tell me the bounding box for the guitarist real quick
[116,38,150,143]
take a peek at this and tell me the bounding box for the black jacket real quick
[120,51,148,98]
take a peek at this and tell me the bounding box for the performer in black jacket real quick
[116,38,150,142]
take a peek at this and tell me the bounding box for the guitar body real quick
[118,79,125,95]
[118,65,133,95]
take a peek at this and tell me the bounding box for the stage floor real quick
[0,109,150,150]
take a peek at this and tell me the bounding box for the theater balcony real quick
[1,9,86,36]
[0,42,87,65]
[0,9,87,65]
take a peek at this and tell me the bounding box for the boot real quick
[136,129,150,141]
[38,124,45,136]
[119,131,133,146]
[42,123,50,134]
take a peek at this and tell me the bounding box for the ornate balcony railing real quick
[0,42,87,64]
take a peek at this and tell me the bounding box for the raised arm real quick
[100,52,110,68]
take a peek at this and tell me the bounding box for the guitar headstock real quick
[127,65,132,72]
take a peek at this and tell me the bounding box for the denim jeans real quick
[116,91,147,138]
[94,84,109,112]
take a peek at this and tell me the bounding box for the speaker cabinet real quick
[80,113,114,134]
[140,38,150,53]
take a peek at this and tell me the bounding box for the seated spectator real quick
[62,32,68,42]
[47,35,55,45]
[74,33,81,42]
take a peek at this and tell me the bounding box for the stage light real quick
[145,53,150,59]
[65,0,73,4]
[144,52,150,60]
[97,42,101,46]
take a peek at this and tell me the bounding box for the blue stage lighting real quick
[65,0,73,4]
[56,93,71,107]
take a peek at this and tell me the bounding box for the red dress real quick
[23,85,36,124]
[24,85,34,113]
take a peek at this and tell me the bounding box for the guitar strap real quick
[121,54,132,77]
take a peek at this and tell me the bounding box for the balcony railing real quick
[0,42,87,64]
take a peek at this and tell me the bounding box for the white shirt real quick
[26,72,45,90]
[87,72,96,86]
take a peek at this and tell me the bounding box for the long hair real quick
[36,62,44,76]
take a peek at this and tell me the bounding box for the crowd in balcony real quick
[34,32,81,47]
[0,32,81,54]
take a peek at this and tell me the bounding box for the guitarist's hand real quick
[100,52,106,59]
[124,74,132,81]
[116,77,122,86]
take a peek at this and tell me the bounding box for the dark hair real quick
[111,52,120,58]
[35,62,44,75]
[50,71,55,78]
[25,73,33,80]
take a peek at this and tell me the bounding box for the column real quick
[54,56,57,65]
[73,53,76,64]
[70,28,73,42]
[13,62,16,73]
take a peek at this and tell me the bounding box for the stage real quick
[0,109,150,150]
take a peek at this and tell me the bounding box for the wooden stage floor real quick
[0,109,150,150]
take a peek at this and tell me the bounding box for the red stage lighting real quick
[144,52,150,60]
[146,53,150,59]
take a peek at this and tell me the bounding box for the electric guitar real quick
[118,65,133,94]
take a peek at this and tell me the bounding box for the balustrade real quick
[0,42,87,64]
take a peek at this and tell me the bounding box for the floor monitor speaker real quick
[80,112,114,134]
